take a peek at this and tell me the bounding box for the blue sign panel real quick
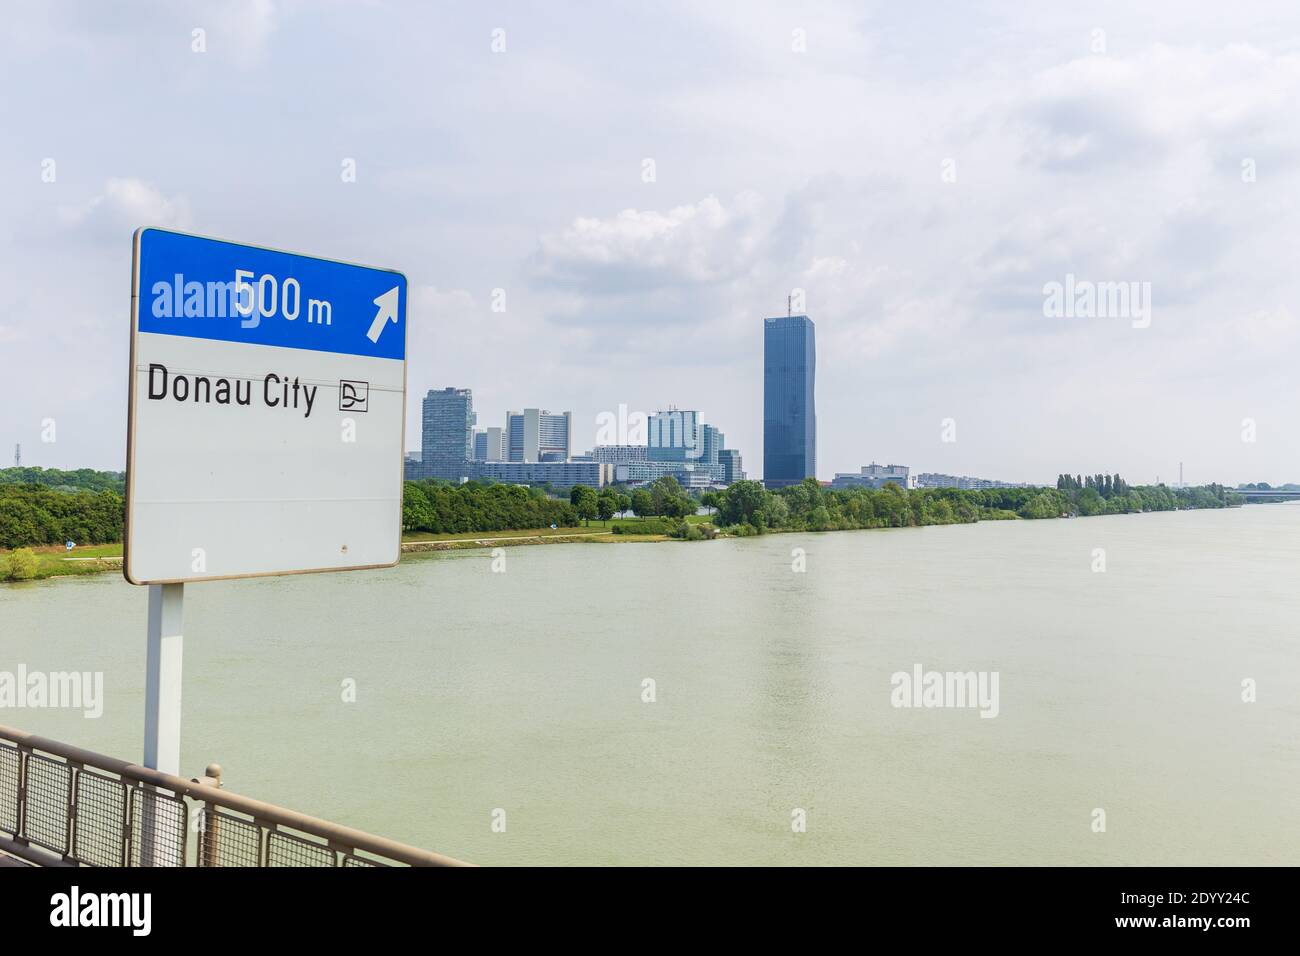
[135,228,407,361]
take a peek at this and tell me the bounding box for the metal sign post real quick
[143,583,184,775]
[140,582,184,866]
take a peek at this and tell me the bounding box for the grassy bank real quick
[0,520,680,581]
[0,543,124,581]
[401,515,722,552]
[1,493,1239,584]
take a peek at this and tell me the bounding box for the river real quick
[2,504,1297,865]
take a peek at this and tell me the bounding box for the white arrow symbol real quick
[367,287,400,343]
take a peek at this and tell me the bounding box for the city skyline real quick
[411,383,746,488]
[2,3,1298,487]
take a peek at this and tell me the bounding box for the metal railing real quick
[0,724,471,868]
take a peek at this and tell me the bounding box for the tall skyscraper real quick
[763,315,816,488]
[421,387,474,481]
[506,409,572,462]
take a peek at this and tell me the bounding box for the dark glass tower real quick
[763,315,816,488]
[421,387,474,481]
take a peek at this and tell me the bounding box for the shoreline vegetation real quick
[2,468,1244,582]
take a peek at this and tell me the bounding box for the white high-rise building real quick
[506,409,572,462]
[473,426,505,462]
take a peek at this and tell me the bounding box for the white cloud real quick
[205,0,280,66]
[104,178,192,228]
[412,285,476,320]
[533,193,765,291]
[59,178,192,232]
[1021,43,1300,169]
[804,256,848,279]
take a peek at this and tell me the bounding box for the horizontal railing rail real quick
[0,724,471,868]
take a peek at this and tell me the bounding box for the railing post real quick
[15,747,29,847]
[199,763,222,867]
[65,763,79,862]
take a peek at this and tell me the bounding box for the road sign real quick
[125,228,408,584]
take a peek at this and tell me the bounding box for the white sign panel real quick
[125,228,407,584]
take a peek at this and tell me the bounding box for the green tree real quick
[650,476,684,516]
[3,547,38,581]
[573,486,599,525]
[402,484,433,533]
[655,494,686,519]
[631,488,655,517]
[596,489,618,524]
[718,480,769,529]
[764,494,791,528]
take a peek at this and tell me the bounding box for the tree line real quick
[0,484,124,549]
[702,476,1240,534]
[403,480,578,534]
[568,477,699,525]
[0,467,125,493]
[0,466,1244,552]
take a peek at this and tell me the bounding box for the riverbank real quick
[0,544,124,581]
[403,530,616,552]
[0,519,682,582]
[1,503,1248,584]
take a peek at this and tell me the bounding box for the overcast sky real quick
[2,0,1298,485]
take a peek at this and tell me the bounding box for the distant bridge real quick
[1229,488,1300,501]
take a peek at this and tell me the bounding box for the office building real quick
[403,452,422,481]
[473,426,505,462]
[832,463,914,490]
[700,425,724,465]
[473,460,610,489]
[421,387,474,481]
[589,444,649,465]
[719,449,744,484]
[763,315,816,488]
[914,473,1029,490]
[648,409,702,462]
[506,409,572,462]
[612,460,706,485]
[591,411,744,488]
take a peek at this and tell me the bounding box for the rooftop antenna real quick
[787,294,792,317]
[12,443,18,468]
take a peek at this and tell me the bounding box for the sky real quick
[1,0,1298,485]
